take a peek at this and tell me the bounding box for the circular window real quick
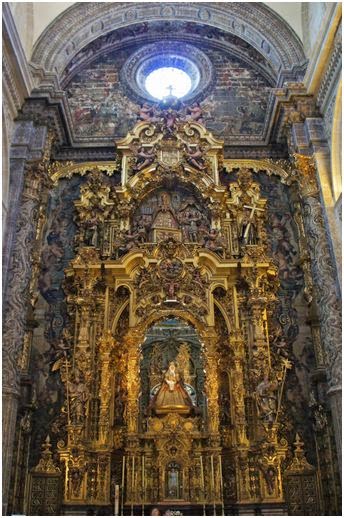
[121,42,214,103]
[145,67,192,100]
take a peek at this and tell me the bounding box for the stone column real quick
[294,154,342,471]
[274,85,342,474]
[3,122,48,295]
[2,132,53,514]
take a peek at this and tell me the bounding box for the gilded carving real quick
[28,102,306,512]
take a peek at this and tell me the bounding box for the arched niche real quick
[138,317,206,430]
[132,182,211,245]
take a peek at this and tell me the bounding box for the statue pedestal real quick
[155,405,191,415]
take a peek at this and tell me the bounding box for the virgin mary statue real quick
[152,361,193,415]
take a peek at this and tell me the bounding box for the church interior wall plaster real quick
[65,42,272,142]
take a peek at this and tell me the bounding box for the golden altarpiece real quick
[27,99,321,515]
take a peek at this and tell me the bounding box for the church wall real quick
[29,176,82,468]
[301,2,330,58]
[66,44,272,142]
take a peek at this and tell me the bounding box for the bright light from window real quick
[145,67,192,100]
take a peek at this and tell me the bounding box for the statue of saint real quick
[151,361,193,415]
[239,209,258,245]
[151,193,178,230]
[255,377,278,424]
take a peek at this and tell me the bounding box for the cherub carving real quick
[131,145,156,172]
[186,102,203,123]
[184,144,207,170]
[138,102,157,122]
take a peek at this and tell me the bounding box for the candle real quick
[210,455,215,493]
[132,456,135,514]
[115,484,120,516]
[121,455,125,516]
[200,455,206,516]
[142,454,145,515]
[219,455,223,491]
[219,455,224,516]
[211,455,216,516]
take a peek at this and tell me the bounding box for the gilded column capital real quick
[291,153,319,197]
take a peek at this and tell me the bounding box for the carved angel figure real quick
[184,144,206,170]
[138,102,156,122]
[132,146,156,172]
[203,228,224,253]
[163,109,178,134]
[186,102,203,123]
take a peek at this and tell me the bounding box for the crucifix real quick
[166,84,174,96]
[242,203,264,243]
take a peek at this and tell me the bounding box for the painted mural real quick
[29,176,84,466]
[201,49,271,138]
[65,43,271,140]
[66,48,138,138]
[256,172,317,464]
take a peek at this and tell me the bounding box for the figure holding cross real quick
[239,203,264,245]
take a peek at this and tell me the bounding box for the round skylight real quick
[121,42,214,103]
[145,67,192,100]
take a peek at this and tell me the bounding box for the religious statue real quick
[117,228,140,256]
[84,217,100,247]
[184,144,207,170]
[151,192,178,231]
[133,146,156,172]
[163,109,178,134]
[68,371,88,424]
[186,102,203,123]
[203,228,224,253]
[151,361,193,415]
[261,466,277,495]
[239,209,258,245]
[255,377,278,425]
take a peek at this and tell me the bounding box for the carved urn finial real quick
[285,432,314,473]
[32,435,61,473]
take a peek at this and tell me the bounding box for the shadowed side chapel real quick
[2,2,342,516]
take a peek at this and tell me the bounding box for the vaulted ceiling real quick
[9,2,303,61]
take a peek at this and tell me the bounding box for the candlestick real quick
[211,454,216,516]
[200,455,206,516]
[115,484,120,516]
[219,455,224,516]
[121,455,125,516]
[142,454,145,516]
[131,456,135,516]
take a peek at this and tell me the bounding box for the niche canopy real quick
[121,41,214,103]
